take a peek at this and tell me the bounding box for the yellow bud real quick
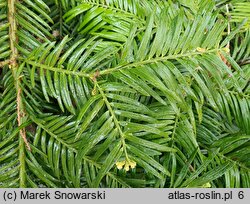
[124,162,130,171]
[129,161,136,169]
[91,88,97,96]
[203,182,211,188]
[196,47,206,53]
[223,47,230,53]
[116,161,125,170]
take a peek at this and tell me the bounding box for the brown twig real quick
[226,4,231,50]
[218,4,232,70]
[16,87,31,151]
[8,0,30,151]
